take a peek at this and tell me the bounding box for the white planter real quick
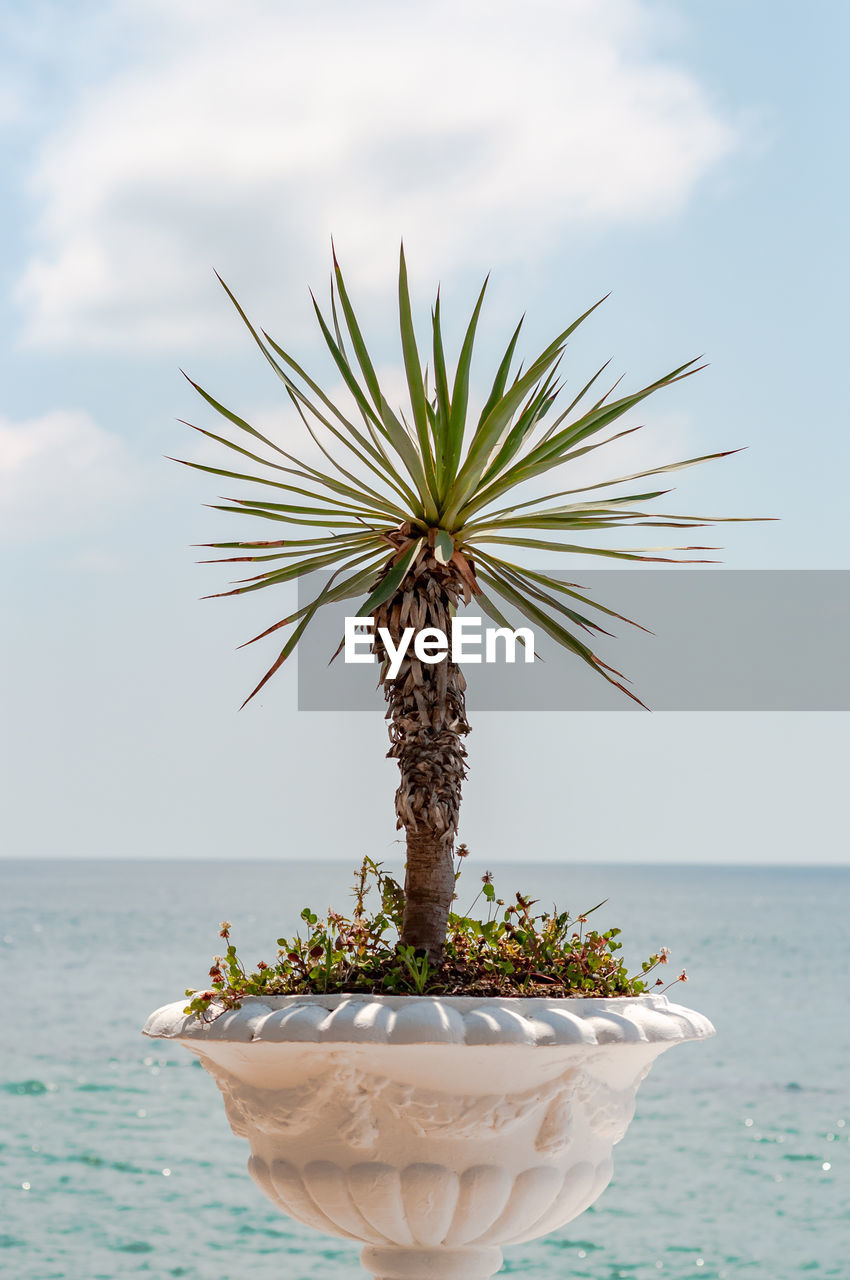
[144,994,713,1279]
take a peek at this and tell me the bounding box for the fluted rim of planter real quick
[143,992,714,1047]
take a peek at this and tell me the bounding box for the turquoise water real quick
[2,859,848,1279]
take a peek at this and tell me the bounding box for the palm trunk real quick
[373,542,471,961]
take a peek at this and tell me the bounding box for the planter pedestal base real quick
[362,1244,503,1279]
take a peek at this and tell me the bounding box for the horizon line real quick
[2,856,847,870]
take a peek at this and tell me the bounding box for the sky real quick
[1,0,848,865]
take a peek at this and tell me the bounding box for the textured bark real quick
[372,534,472,961]
[401,832,458,959]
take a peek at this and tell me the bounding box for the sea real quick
[1,859,848,1280]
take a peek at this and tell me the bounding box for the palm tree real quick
[176,246,749,960]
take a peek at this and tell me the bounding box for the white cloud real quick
[16,0,736,350]
[0,409,138,541]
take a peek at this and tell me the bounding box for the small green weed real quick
[184,852,686,1021]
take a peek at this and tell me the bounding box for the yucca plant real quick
[176,246,751,960]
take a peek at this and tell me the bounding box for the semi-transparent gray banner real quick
[296,570,850,711]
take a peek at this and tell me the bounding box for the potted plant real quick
[145,247,748,1278]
